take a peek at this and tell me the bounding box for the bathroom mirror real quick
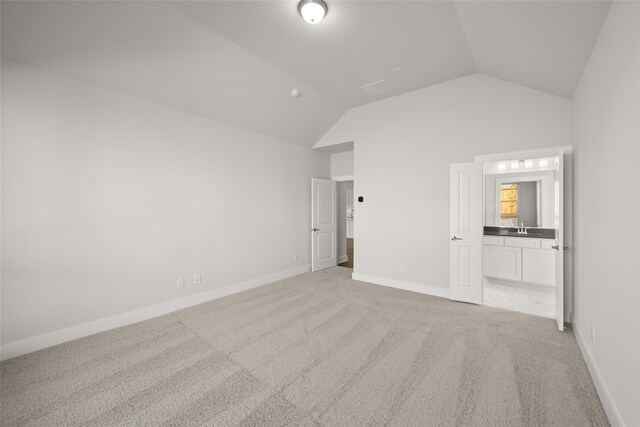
[497,181,540,227]
[485,172,555,228]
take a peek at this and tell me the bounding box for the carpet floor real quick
[0,267,608,426]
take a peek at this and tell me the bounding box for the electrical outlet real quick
[177,277,185,289]
[591,326,596,342]
[399,264,405,272]
[293,254,298,262]
[194,273,202,285]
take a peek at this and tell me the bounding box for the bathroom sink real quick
[483,226,555,239]
[498,230,524,236]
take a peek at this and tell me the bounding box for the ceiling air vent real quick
[361,79,392,96]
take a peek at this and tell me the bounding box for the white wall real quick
[318,74,571,296]
[1,61,329,349]
[330,151,354,180]
[572,2,640,426]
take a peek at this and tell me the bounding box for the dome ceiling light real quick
[298,0,327,24]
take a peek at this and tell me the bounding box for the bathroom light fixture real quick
[539,159,548,168]
[525,159,533,168]
[511,160,519,169]
[298,0,327,24]
[498,162,506,171]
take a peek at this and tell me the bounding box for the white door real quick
[311,178,337,272]
[450,162,483,304]
[554,154,564,331]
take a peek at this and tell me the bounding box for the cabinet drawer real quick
[483,246,521,282]
[504,237,540,248]
[522,248,555,286]
[540,239,557,250]
[483,236,505,246]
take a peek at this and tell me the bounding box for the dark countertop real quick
[484,226,556,239]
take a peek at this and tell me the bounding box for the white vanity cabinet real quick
[522,248,555,286]
[484,245,521,281]
[483,236,555,286]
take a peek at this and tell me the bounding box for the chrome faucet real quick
[517,223,528,234]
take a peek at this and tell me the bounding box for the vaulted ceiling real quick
[1,1,611,147]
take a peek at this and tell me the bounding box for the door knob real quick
[312,228,320,232]
[451,236,462,241]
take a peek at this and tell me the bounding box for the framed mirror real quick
[496,179,541,227]
[485,172,555,228]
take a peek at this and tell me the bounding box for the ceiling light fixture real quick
[298,0,327,24]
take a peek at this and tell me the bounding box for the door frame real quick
[475,146,573,329]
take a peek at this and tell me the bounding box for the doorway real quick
[338,181,354,269]
[449,147,571,331]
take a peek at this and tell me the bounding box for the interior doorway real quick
[337,181,354,269]
[339,237,354,268]
[448,147,571,331]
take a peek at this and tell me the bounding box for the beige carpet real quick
[1,267,608,426]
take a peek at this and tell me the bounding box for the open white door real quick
[450,162,483,304]
[554,154,564,331]
[311,178,337,272]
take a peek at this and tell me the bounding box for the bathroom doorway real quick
[466,146,572,331]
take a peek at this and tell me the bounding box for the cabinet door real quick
[522,248,555,286]
[483,246,521,282]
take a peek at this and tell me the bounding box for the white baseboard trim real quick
[574,324,623,426]
[0,265,311,361]
[337,255,348,264]
[351,273,450,299]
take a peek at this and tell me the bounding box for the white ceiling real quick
[0,1,345,146]
[169,0,476,108]
[1,1,610,147]
[454,1,612,98]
